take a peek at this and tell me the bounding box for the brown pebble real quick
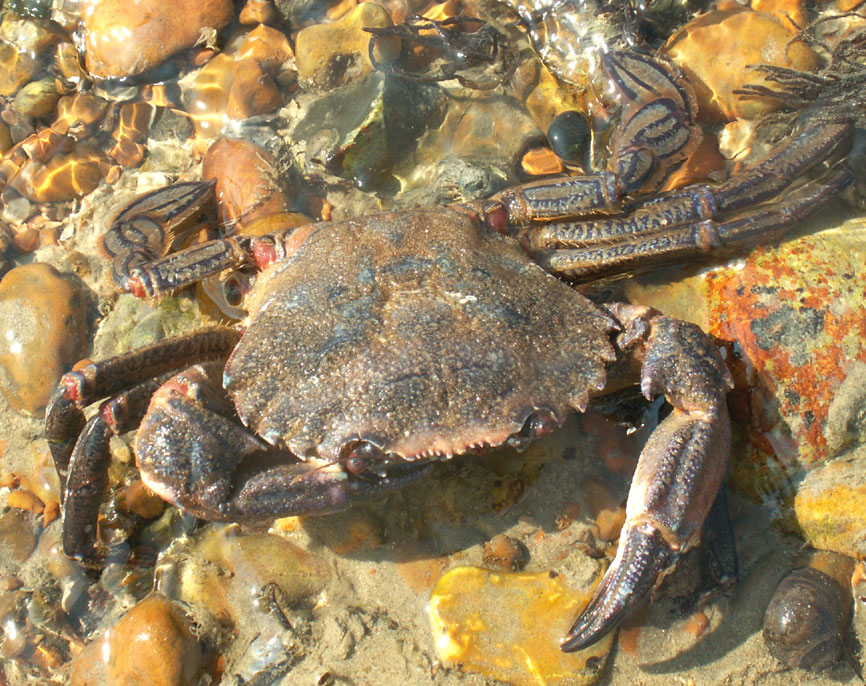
[584,478,626,542]
[69,634,107,686]
[226,59,282,119]
[683,610,710,637]
[9,144,107,202]
[83,0,235,79]
[0,511,36,565]
[0,263,87,415]
[106,595,203,686]
[32,642,64,671]
[235,24,294,72]
[42,500,60,525]
[202,138,291,229]
[0,43,38,96]
[239,0,279,24]
[295,3,397,90]
[322,509,385,555]
[521,145,564,176]
[482,534,529,571]
[555,501,582,531]
[394,542,450,593]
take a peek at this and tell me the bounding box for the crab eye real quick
[521,409,558,440]
[341,440,385,476]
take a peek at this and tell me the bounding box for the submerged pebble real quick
[82,0,234,78]
[0,263,87,416]
[429,566,613,685]
[795,444,866,558]
[104,594,204,686]
[0,511,36,567]
[160,526,330,629]
[294,3,397,91]
[202,138,291,229]
[662,7,818,121]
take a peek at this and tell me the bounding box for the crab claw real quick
[563,308,733,652]
[562,524,673,651]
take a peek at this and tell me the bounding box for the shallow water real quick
[0,0,865,684]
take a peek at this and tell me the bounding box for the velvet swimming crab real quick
[45,47,857,652]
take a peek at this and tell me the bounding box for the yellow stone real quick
[429,566,613,685]
[795,446,866,559]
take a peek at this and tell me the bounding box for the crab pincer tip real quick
[561,524,673,652]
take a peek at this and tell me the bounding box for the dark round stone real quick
[547,110,591,163]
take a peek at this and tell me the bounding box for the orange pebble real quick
[7,489,44,515]
[520,145,565,176]
[42,500,60,526]
[120,481,165,520]
[683,610,710,637]
[239,0,278,24]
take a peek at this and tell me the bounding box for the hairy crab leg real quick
[563,304,733,651]
[101,181,216,291]
[521,120,853,254]
[485,51,699,223]
[101,181,320,298]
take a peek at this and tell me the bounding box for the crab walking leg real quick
[45,327,240,484]
[61,374,174,560]
[102,181,217,292]
[538,162,851,281]
[485,51,699,224]
[522,120,853,253]
[103,182,317,298]
[563,305,733,652]
[134,365,434,522]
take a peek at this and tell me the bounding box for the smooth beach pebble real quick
[0,263,87,416]
[82,0,234,79]
[105,595,204,686]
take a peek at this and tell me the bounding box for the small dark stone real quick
[547,110,591,163]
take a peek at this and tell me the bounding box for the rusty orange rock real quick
[626,216,866,506]
[82,0,234,79]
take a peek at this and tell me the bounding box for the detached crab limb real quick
[563,305,733,652]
